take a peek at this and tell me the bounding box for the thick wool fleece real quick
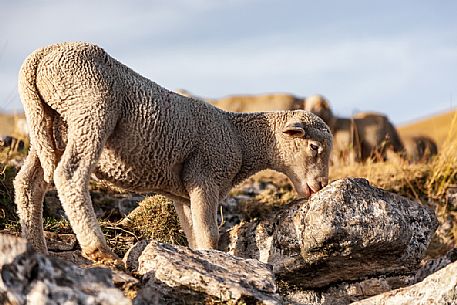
[15,42,332,259]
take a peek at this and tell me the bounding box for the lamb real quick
[14,42,333,262]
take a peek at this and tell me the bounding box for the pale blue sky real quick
[1,0,456,124]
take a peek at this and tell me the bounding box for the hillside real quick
[0,112,25,137]
[397,109,457,147]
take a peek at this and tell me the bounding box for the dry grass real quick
[118,195,187,245]
[0,112,28,139]
[398,109,457,148]
[330,111,457,201]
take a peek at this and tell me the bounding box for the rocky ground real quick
[1,174,456,305]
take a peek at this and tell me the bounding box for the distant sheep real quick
[177,89,305,112]
[350,112,405,161]
[176,90,312,113]
[14,42,333,262]
[175,88,215,103]
[305,95,405,165]
[211,93,306,112]
[304,95,336,130]
[0,135,25,152]
[402,135,438,162]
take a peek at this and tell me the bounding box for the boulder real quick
[0,233,131,305]
[352,260,457,305]
[284,248,457,305]
[133,240,282,305]
[285,275,413,305]
[221,178,438,288]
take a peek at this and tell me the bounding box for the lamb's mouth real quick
[296,182,320,199]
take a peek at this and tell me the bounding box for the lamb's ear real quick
[283,121,305,138]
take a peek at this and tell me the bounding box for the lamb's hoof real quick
[83,248,125,270]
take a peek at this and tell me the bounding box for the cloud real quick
[123,33,455,120]
[1,0,456,123]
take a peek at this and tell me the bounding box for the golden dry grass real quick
[118,195,187,246]
[398,109,457,148]
[330,111,457,200]
[0,112,26,138]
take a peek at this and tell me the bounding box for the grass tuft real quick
[119,195,187,246]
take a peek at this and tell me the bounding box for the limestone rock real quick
[134,240,282,305]
[284,248,457,305]
[222,178,438,288]
[352,260,457,305]
[124,239,149,272]
[0,233,130,305]
[284,275,413,305]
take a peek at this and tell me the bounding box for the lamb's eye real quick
[310,143,319,151]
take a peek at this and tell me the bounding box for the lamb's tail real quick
[18,45,59,183]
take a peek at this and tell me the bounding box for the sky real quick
[1,0,456,125]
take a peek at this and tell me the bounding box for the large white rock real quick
[222,178,438,288]
[134,240,282,305]
[0,233,131,305]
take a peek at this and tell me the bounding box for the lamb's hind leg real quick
[14,148,50,253]
[53,118,118,263]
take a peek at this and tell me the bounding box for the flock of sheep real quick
[177,90,438,165]
[13,42,436,264]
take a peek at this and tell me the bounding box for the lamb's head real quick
[273,110,333,199]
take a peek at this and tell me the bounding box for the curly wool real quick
[14,42,332,258]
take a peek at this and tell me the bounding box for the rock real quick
[133,240,282,305]
[352,260,457,305]
[0,233,29,267]
[124,239,150,272]
[49,250,93,265]
[221,178,438,288]
[0,233,131,305]
[116,195,144,217]
[413,247,457,283]
[284,249,457,305]
[284,275,413,305]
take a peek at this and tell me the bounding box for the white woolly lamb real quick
[14,42,332,262]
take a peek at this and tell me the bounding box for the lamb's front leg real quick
[187,182,219,250]
[173,199,196,248]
